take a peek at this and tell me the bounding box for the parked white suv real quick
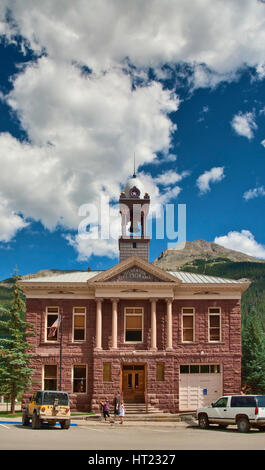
[196,395,265,432]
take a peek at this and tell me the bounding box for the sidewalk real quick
[70,414,197,428]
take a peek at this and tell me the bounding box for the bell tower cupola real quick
[119,170,150,262]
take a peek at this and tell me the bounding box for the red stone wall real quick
[23,297,242,413]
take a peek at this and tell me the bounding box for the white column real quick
[166,298,173,350]
[111,298,118,349]
[95,298,103,349]
[150,298,157,350]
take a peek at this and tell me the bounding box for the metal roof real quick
[168,271,247,284]
[20,270,247,285]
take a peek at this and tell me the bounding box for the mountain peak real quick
[153,239,264,270]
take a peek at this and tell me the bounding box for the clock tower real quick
[119,171,150,262]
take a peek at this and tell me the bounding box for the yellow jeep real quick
[22,391,71,429]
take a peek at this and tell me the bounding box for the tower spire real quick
[133,152,136,178]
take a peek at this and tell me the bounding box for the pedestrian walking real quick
[113,391,120,422]
[119,400,125,424]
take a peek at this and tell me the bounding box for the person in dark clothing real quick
[100,397,110,421]
[113,392,120,421]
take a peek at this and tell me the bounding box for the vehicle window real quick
[35,392,42,405]
[257,396,265,407]
[213,397,228,408]
[43,392,69,406]
[231,396,256,407]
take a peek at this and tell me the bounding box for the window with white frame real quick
[73,365,87,393]
[182,307,195,342]
[46,307,60,342]
[73,307,86,341]
[125,307,143,343]
[209,307,221,342]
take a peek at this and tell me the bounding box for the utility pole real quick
[59,307,63,391]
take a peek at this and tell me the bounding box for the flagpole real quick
[59,308,63,391]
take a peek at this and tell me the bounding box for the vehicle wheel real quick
[48,421,56,427]
[60,420,70,429]
[32,412,41,430]
[198,414,209,429]
[237,417,250,433]
[258,426,265,432]
[22,411,30,426]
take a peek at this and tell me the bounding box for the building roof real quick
[20,270,248,285]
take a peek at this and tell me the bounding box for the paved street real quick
[0,419,265,450]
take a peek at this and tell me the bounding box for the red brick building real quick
[20,174,250,412]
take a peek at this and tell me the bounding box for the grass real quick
[0,411,23,418]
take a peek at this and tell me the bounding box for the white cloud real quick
[215,230,265,260]
[0,58,180,258]
[0,197,28,242]
[243,186,265,200]
[261,139,265,147]
[154,170,189,186]
[255,63,265,80]
[196,167,225,194]
[1,1,265,259]
[2,0,265,77]
[231,111,257,139]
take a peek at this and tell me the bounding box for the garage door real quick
[179,364,222,411]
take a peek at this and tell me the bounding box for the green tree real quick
[0,273,35,414]
[242,309,265,394]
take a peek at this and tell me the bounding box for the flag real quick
[48,316,61,338]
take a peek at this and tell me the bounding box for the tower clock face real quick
[129,186,140,198]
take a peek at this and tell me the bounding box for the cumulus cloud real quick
[0,197,28,242]
[231,111,257,139]
[0,57,180,257]
[2,0,265,76]
[1,0,265,258]
[196,167,225,194]
[215,230,265,260]
[243,186,265,200]
[261,139,265,147]
[154,170,189,186]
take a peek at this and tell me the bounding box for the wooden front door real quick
[122,365,145,403]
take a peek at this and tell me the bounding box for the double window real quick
[125,308,143,343]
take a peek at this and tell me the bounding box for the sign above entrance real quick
[110,267,163,282]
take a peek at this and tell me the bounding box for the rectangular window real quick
[44,365,57,390]
[125,308,143,343]
[182,308,195,342]
[73,365,87,394]
[46,307,60,341]
[156,363,165,381]
[180,364,221,374]
[73,307,86,341]
[209,308,221,342]
[103,363,112,382]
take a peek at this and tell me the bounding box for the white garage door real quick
[179,364,222,411]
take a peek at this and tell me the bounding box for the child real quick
[101,397,110,421]
[119,400,125,424]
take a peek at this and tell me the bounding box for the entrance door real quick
[122,365,145,403]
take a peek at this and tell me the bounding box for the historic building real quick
[20,173,250,413]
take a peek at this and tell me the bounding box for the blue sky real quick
[0,1,265,280]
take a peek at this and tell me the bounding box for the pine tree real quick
[242,309,265,394]
[0,273,35,414]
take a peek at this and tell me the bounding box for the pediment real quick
[89,256,181,284]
